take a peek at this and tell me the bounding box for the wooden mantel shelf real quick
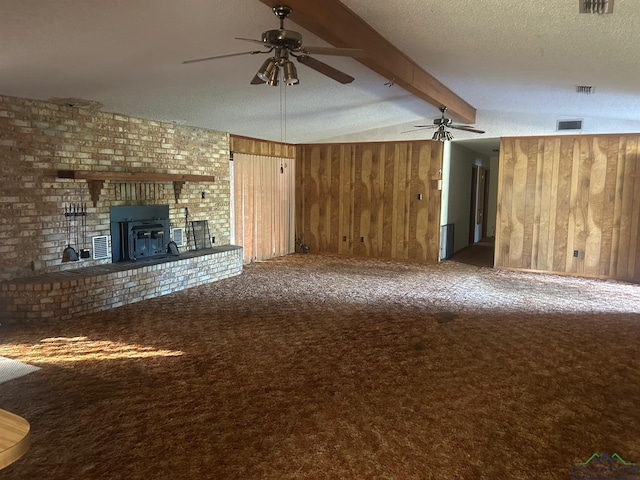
[57,170,215,183]
[57,170,215,206]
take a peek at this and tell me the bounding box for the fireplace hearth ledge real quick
[0,245,242,325]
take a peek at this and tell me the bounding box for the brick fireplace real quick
[0,94,241,324]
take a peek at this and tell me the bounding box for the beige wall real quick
[0,95,230,281]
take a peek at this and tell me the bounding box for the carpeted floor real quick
[0,254,639,479]
[450,238,495,268]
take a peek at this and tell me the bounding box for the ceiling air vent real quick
[576,85,594,94]
[579,0,613,14]
[557,119,583,131]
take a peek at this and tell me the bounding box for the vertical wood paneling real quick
[523,141,538,268]
[617,137,636,276]
[585,137,606,275]
[370,145,384,256]
[382,145,396,258]
[546,139,561,271]
[329,146,341,252]
[628,138,640,278]
[496,134,640,282]
[339,145,353,255]
[553,138,573,271]
[316,146,330,251]
[297,140,442,262]
[306,147,320,251]
[598,138,618,276]
[509,140,528,266]
[495,138,513,267]
[415,144,429,260]
[407,144,420,259]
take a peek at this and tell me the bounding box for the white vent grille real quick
[171,228,185,247]
[579,0,613,14]
[576,85,594,94]
[92,235,110,260]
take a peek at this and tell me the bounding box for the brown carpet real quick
[1,254,639,480]
[450,238,495,268]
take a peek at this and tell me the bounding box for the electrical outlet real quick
[343,236,347,241]
[211,236,215,244]
[573,250,579,257]
[360,237,364,242]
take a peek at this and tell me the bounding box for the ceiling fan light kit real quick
[283,60,299,85]
[432,127,454,142]
[182,5,360,86]
[267,65,280,86]
[257,57,278,82]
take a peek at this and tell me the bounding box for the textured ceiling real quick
[2,0,640,155]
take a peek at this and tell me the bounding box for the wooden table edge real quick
[0,409,31,470]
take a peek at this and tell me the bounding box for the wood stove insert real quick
[110,205,171,262]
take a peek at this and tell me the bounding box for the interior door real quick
[469,165,487,244]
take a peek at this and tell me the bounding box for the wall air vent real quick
[557,119,583,131]
[171,227,185,247]
[579,0,613,14]
[92,235,110,260]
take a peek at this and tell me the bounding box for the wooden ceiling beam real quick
[258,0,476,124]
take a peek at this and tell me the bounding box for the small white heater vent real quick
[92,235,110,260]
[171,228,185,247]
[579,0,613,14]
[557,119,583,131]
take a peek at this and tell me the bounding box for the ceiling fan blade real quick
[302,46,367,57]
[250,74,266,85]
[296,55,354,84]
[182,50,267,64]
[235,37,267,46]
[401,127,436,133]
[450,125,485,134]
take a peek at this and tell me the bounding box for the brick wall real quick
[0,95,231,281]
[0,246,242,325]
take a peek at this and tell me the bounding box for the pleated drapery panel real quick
[233,154,295,263]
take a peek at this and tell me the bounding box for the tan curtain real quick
[233,154,295,263]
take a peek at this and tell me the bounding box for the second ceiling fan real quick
[407,107,485,141]
[183,5,364,86]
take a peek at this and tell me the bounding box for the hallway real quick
[449,237,495,268]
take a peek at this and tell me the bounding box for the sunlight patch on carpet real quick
[0,356,40,385]
[0,337,184,364]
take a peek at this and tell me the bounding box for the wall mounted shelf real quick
[56,170,215,206]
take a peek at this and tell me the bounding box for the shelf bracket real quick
[87,180,104,207]
[173,181,185,204]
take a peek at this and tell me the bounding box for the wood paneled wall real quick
[230,135,296,158]
[296,141,443,262]
[496,135,640,281]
